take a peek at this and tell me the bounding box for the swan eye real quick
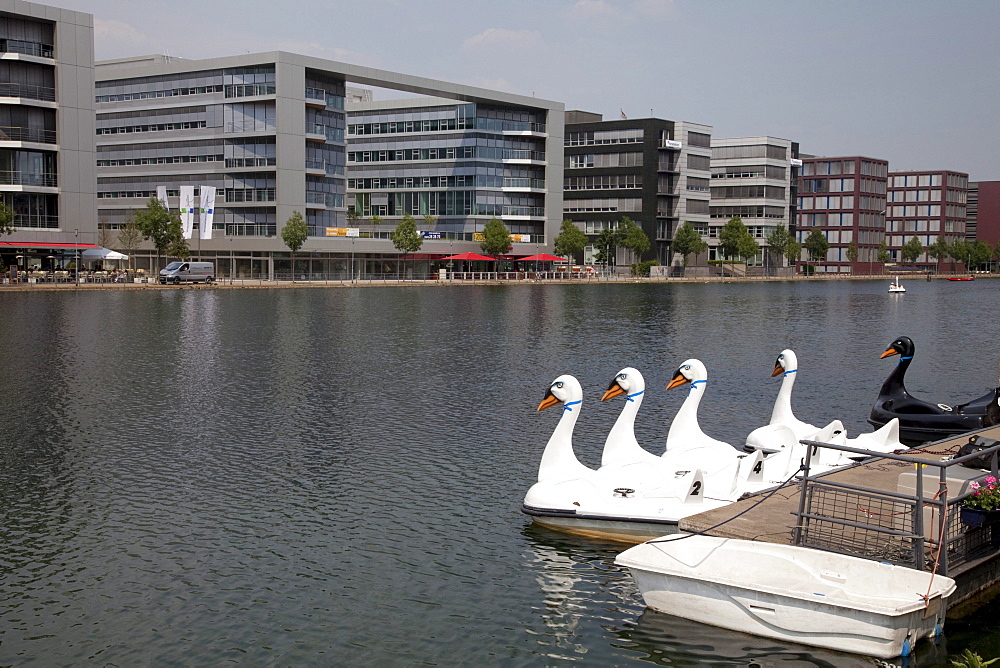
[555,381,564,389]
[618,373,627,380]
[682,365,691,372]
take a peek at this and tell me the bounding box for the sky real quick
[58,0,1000,180]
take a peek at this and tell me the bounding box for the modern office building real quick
[967,181,1000,246]
[346,96,552,247]
[796,155,888,274]
[885,169,968,271]
[0,0,96,270]
[562,112,712,269]
[709,136,799,271]
[94,52,563,277]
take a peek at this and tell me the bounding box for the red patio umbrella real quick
[517,253,566,262]
[440,252,495,261]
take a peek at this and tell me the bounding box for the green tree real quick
[134,196,181,272]
[672,222,708,271]
[736,232,760,272]
[619,217,651,269]
[948,238,969,270]
[480,217,512,263]
[719,216,754,276]
[845,239,859,267]
[766,224,791,274]
[785,236,802,270]
[116,212,143,270]
[370,214,382,238]
[346,208,361,228]
[0,200,13,237]
[803,228,829,271]
[926,238,950,272]
[593,227,622,271]
[970,239,992,270]
[901,236,924,265]
[553,219,588,261]
[422,214,437,228]
[165,224,190,260]
[877,242,891,273]
[391,213,423,266]
[281,210,309,281]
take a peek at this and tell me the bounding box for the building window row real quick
[563,197,641,213]
[891,173,943,188]
[801,178,855,194]
[224,83,276,99]
[581,220,622,234]
[711,144,787,160]
[888,189,941,203]
[348,146,545,163]
[97,154,224,167]
[799,195,856,210]
[687,132,711,148]
[686,177,710,192]
[711,185,786,200]
[565,128,642,146]
[889,204,942,217]
[96,121,207,135]
[566,151,642,169]
[710,205,785,219]
[564,175,641,191]
[96,85,225,104]
[711,164,787,180]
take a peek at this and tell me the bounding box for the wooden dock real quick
[679,425,1000,616]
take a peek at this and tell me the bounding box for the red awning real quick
[517,253,566,262]
[0,242,100,249]
[440,252,496,261]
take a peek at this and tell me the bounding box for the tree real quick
[281,210,309,281]
[785,237,802,271]
[480,217,512,264]
[672,222,708,271]
[553,219,588,261]
[970,239,992,270]
[948,238,969,271]
[926,238,950,272]
[165,224,189,260]
[736,232,760,272]
[134,196,181,273]
[877,242,891,272]
[370,214,382,238]
[346,208,361,228]
[593,228,622,271]
[0,200,13,237]
[766,225,791,274]
[901,236,924,265]
[803,228,829,269]
[391,213,423,268]
[619,216,650,270]
[845,239,859,268]
[116,212,143,270]
[422,214,437,228]
[719,216,755,276]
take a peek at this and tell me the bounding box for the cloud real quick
[461,28,542,51]
[569,0,621,19]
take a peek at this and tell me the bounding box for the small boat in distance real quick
[948,276,975,281]
[888,277,905,293]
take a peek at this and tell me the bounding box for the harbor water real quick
[3,278,1000,665]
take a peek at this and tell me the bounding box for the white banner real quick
[155,185,168,209]
[179,185,195,239]
[199,185,216,240]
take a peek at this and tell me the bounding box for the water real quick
[2,279,1000,666]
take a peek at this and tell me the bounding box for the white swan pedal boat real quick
[615,534,955,659]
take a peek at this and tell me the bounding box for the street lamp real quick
[74,228,79,285]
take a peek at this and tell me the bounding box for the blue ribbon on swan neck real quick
[901,356,912,360]
[688,380,706,393]
[784,369,797,376]
[563,400,582,412]
[626,390,644,402]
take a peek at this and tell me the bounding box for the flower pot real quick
[961,507,1000,528]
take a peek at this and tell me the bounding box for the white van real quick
[159,261,215,285]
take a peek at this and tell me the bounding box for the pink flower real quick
[987,476,997,485]
[971,481,981,490]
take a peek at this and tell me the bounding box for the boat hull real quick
[522,504,679,543]
[617,536,955,659]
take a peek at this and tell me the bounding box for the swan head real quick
[666,359,707,391]
[601,367,645,401]
[537,374,583,411]
[880,336,914,359]
[773,349,798,377]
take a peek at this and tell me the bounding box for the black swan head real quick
[880,336,915,360]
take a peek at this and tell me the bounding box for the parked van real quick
[159,261,215,285]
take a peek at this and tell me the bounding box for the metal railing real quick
[502,178,545,189]
[792,438,1000,576]
[0,82,56,101]
[0,39,53,58]
[0,126,56,144]
[0,170,57,187]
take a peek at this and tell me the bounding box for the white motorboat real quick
[889,277,906,293]
[616,534,955,659]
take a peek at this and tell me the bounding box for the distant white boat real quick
[889,277,906,293]
[616,534,955,659]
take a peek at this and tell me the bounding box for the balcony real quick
[0,170,58,188]
[502,149,546,164]
[0,126,56,144]
[501,121,547,136]
[501,177,545,192]
[305,159,326,175]
[305,87,327,107]
[0,39,54,59]
[305,191,330,208]
[0,82,56,103]
[502,205,545,219]
[305,123,345,144]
